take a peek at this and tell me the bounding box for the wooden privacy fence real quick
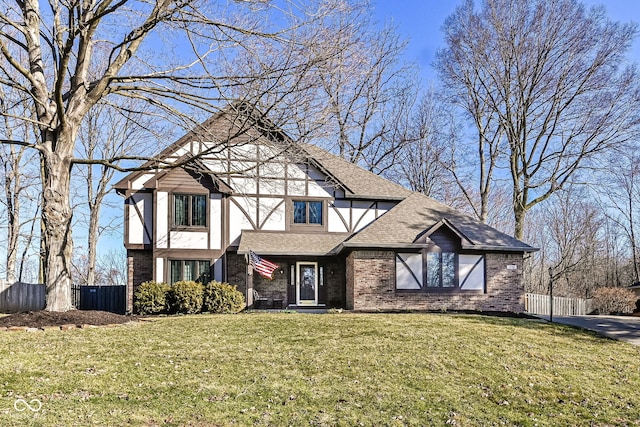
[0,280,45,313]
[525,293,593,316]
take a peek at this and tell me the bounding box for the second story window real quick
[293,200,323,225]
[174,194,207,227]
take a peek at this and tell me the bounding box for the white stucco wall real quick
[156,192,168,249]
[210,194,222,250]
[155,258,164,283]
[128,193,152,245]
[170,231,208,249]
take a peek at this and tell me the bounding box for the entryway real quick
[296,262,318,306]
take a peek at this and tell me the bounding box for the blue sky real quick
[95,0,640,256]
[373,0,640,83]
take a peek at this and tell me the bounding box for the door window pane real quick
[300,264,316,301]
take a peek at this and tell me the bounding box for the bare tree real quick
[74,101,158,286]
[544,187,603,297]
[598,151,640,284]
[436,0,640,240]
[0,87,40,283]
[312,11,414,172]
[389,91,457,201]
[0,0,344,311]
[98,248,128,287]
[227,1,416,174]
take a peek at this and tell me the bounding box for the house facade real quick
[116,106,536,313]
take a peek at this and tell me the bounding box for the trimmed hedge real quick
[202,281,245,313]
[134,281,171,315]
[169,281,204,314]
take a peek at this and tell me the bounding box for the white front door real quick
[296,262,318,306]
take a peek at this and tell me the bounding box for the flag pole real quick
[245,251,250,310]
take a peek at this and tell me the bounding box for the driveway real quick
[538,315,640,346]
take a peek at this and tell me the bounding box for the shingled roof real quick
[300,144,412,201]
[342,192,536,252]
[238,231,348,256]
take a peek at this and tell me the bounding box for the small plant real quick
[327,308,343,314]
[202,281,245,313]
[592,287,637,315]
[169,281,204,314]
[134,281,170,314]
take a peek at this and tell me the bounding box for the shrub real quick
[168,281,204,314]
[592,287,637,315]
[134,281,170,315]
[202,281,245,314]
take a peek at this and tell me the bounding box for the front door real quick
[296,262,318,306]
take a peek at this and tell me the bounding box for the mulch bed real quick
[0,310,136,328]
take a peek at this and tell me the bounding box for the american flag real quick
[249,250,279,279]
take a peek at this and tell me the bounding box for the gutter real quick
[337,242,538,254]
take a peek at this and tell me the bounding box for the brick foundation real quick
[346,250,525,312]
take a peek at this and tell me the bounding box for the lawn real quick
[1,313,639,426]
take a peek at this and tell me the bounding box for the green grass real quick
[1,313,639,426]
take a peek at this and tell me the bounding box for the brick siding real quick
[346,250,525,312]
[126,250,153,313]
[226,253,248,300]
[227,253,346,308]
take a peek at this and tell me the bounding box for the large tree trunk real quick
[86,200,101,286]
[514,205,526,242]
[41,138,75,312]
[5,175,19,283]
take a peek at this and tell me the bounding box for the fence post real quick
[548,267,554,322]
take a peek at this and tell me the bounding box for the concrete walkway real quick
[538,315,640,346]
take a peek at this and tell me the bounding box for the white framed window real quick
[170,260,210,284]
[292,200,323,225]
[173,194,206,227]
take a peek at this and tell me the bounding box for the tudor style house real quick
[116,105,536,313]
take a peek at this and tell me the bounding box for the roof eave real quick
[338,242,538,253]
[237,249,338,257]
[461,244,539,253]
[342,194,408,201]
[338,242,430,252]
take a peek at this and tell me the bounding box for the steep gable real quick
[116,105,413,204]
